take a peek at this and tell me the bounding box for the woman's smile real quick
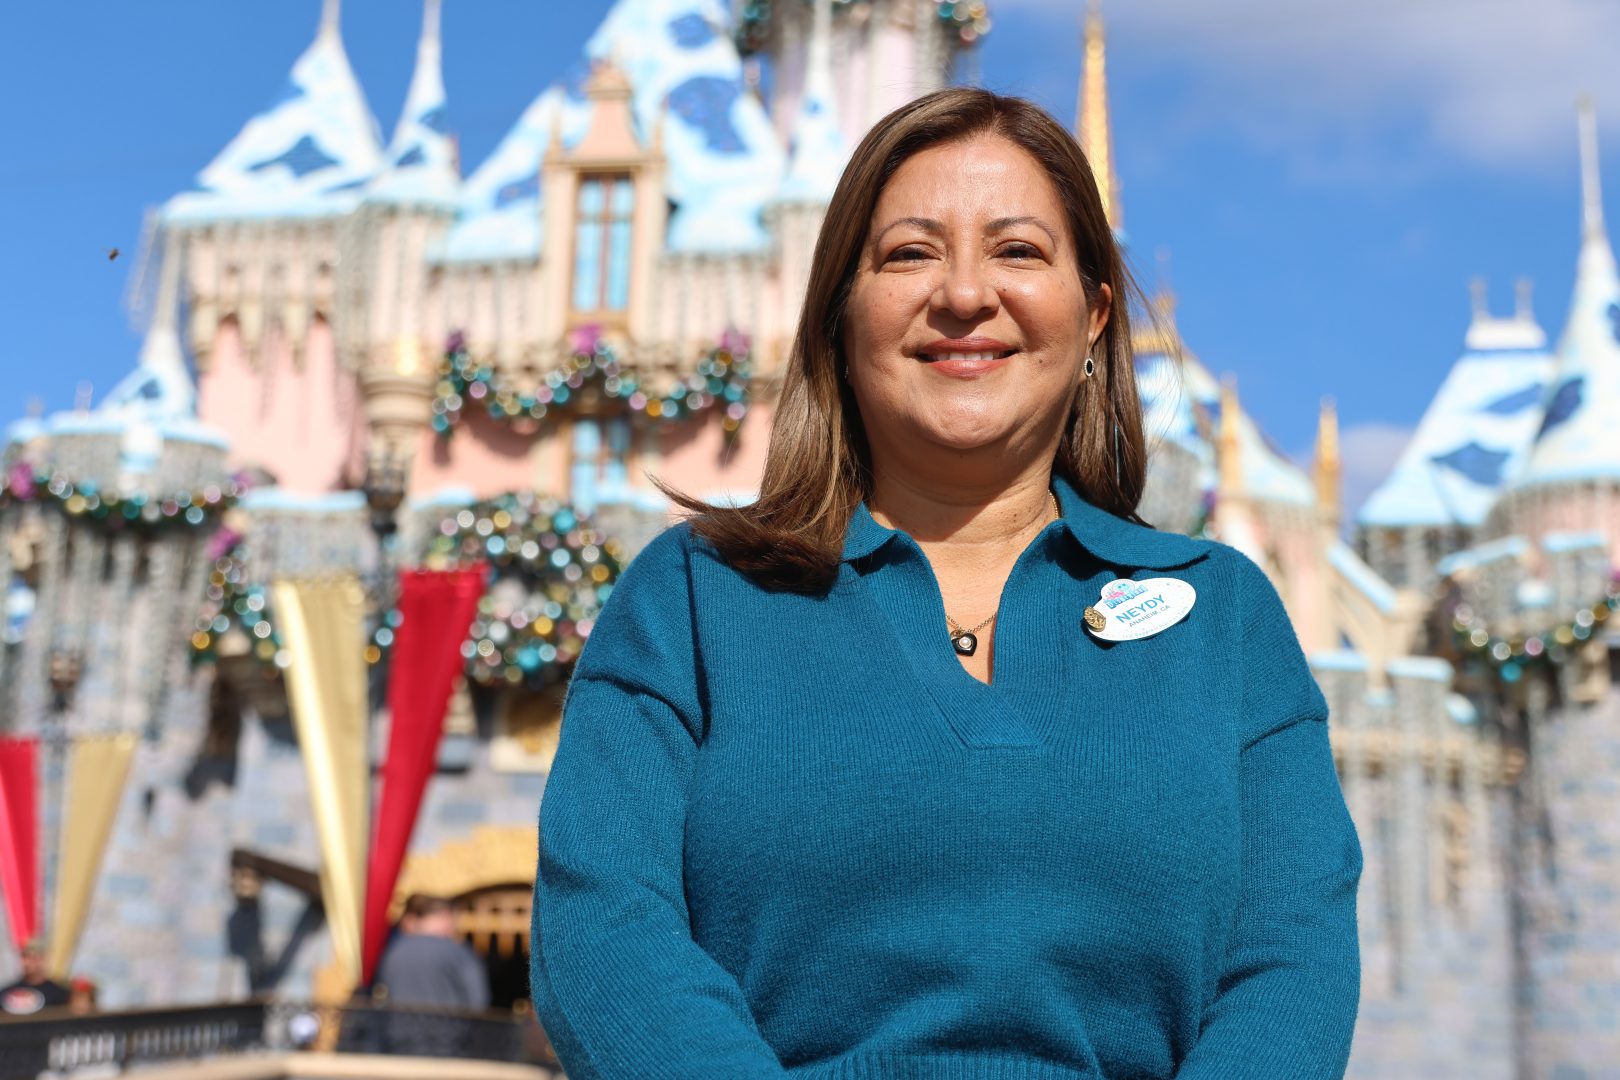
[916,336,1019,378]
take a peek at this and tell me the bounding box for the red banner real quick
[0,738,40,952]
[361,566,486,984]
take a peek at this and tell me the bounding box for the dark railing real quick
[0,998,559,1080]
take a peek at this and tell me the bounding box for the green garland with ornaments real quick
[432,329,752,438]
[190,539,288,670]
[1,464,240,533]
[191,493,623,691]
[402,492,624,687]
[1447,580,1619,682]
[735,0,990,57]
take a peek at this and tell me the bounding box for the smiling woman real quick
[531,88,1363,1080]
[657,89,1150,597]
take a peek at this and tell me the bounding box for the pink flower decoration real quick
[569,324,604,356]
[6,463,36,500]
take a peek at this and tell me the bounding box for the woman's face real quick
[842,132,1110,477]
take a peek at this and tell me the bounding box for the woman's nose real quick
[931,258,1000,321]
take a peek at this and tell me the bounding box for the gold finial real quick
[1218,375,1242,499]
[1078,0,1121,232]
[1314,395,1340,518]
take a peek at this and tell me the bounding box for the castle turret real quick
[1492,99,1620,567]
[166,0,382,492]
[344,0,460,477]
[767,0,848,359]
[1356,276,1553,591]
[1076,1,1122,235]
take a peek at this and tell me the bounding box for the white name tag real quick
[1083,577,1196,642]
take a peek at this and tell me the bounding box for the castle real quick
[0,1,1615,1076]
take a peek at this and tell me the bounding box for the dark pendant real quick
[952,631,978,656]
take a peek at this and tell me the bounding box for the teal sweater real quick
[531,474,1362,1079]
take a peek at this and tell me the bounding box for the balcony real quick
[0,999,560,1080]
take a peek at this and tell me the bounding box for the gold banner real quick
[48,734,136,979]
[271,577,370,990]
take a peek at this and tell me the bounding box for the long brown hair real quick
[659,87,1151,593]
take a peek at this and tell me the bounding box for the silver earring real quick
[1084,356,1096,378]
[843,363,850,381]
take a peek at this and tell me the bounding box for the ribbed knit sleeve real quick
[530,527,790,1080]
[1173,552,1363,1079]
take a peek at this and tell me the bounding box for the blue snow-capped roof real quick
[442,0,786,262]
[1510,230,1620,489]
[366,0,459,208]
[165,12,383,223]
[1511,105,1620,491]
[1358,312,1554,529]
[587,0,784,252]
[1136,347,1316,507]
[437,86,593,263]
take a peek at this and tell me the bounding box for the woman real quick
[530,88,1362,1079]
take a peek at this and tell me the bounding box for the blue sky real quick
[2,0,1615,517]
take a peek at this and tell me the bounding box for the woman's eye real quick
[886,246,930,262]
[1000,243,1042,259]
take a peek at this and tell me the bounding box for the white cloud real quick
[997,0,1620,172]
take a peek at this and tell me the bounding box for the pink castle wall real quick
[198,317,363,494]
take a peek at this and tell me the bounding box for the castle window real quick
[572,175,634,314]
[570,416,632,516]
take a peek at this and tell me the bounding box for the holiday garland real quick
[736,1,989,57]
[405,492,624,688]
[192,494,623,691]
[431,330,752,438]
[2,464,240,533]
[190,536,288,670]
[1447,579,1619,682]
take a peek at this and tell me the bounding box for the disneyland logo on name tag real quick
[1083,577,1196,642]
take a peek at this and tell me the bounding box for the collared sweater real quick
[531,473,1363,1079]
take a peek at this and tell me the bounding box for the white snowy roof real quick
[366,0,459,208]
[442,0,788,262]
[1511,104,1620,491]
[437,87,587,264]
[165,7,383,223]
[1136,347,1317,508]
[1511,233,1620,488]
[1357,320,1554,528]
[587,0,784,252]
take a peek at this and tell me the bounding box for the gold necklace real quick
[945,490,1060,657]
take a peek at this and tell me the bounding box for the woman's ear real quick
[1088,282,1114,347]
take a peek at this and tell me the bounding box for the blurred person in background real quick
[374,893,489,1058]
[0,939,69,1015]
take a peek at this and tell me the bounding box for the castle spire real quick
[320,0,341,39]
[367,0,458,206]
[1314,395,1341,520]
[777,0,848,204]
[97,236,197,423]
[164,0,382,222]
[1077,0,1121,233]
[1579,95,1605,241]
[1218,376,1243,500]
